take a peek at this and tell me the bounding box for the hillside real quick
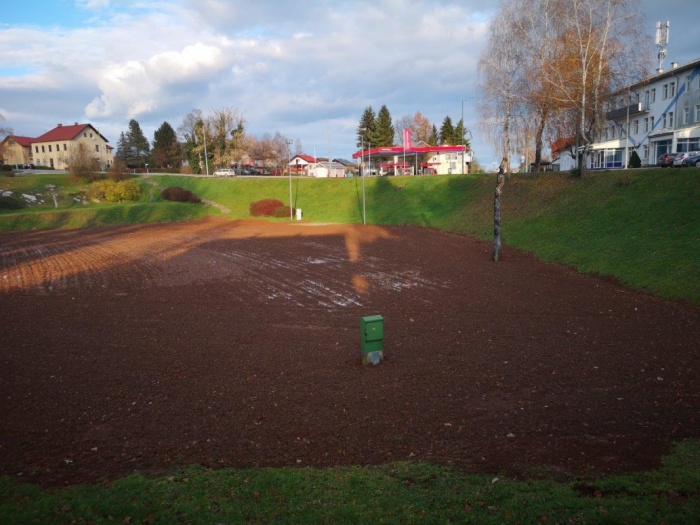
[1,168,699,303]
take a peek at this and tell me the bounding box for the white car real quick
[213,168,236,177]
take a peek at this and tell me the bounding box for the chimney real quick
[672,62,678,69]
[57,123,62,127]
[74,122,79,125]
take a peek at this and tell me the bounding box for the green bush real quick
[629,150,642,168]
[0,194,26,210]
[1,165,14,171]
[87,179,142,203]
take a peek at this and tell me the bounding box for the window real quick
[669,112,674,128]
[644,90,650,106]
[684,107,690,125]
[41,145,45,153]
[48,145,52,152]
[696,104,700,122]
[643,145,648,159]
[651,88,656,102]
[650,116,655,129]
[662,113,667,128]
[663,84,668,99]
[95,145,99,152]
[83,133,87,137]
[634,119,639,134]
[644,117,649,132]
[670,82,676,97]
[35,146,39,153]
[63,144,67,151]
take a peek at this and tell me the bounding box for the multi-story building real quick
[0,135,34,166]
[589,57,700,168]
[31,122,113,170]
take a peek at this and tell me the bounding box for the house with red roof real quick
[0,135,34,166]
[31,122,113,170]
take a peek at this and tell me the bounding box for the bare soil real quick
[1,217,698,488]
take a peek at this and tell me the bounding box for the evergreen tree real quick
[152,121,181,168]
[116,132,129,163]
[125,119,151,167]
[357,106,376,149]
[439,116,455,145]
[454,119,469,148]
[428,125,438,145]
[374,105,395,147]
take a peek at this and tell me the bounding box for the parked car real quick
[672,151,700,167]
[681,152,700,167]
[213,168,236,177]
[656,153,675,167]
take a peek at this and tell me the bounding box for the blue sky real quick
[2,0,699,169]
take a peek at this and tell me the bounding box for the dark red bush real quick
[250,199,284,216]
[161,186,201,203]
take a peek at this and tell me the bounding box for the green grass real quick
[1,440,698,524]
[3,169,699,303]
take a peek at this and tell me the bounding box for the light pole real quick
[286,138,293,220]
[360,127,366,225]
[202,126,209,176]
[461,99,469,174]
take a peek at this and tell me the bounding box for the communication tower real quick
[656,21,670,74]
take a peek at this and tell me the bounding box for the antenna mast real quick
[655,21,670,74]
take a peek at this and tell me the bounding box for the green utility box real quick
[360,315,384,365]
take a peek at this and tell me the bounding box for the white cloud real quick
[1,0,699,163]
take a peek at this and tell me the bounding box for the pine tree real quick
[125,119,151,167]
[439,116,455,145]
[152,121,180,168]
[116,132,129,163]
[374,105,395,147]
[428,125,438,145]
[357,106,376,148]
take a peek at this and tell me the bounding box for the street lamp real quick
[285,138,293,220]
[461,99,469,174]
[360,127,366,225]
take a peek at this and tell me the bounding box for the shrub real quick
[107,158,129,181]
[250,199,284,216]
[629,150,642,168]
[68,143,102,182]
[1,165,13,171]
[4,171,15,177]
[273,205,295,218]
[87,179,142,203]
[161,186,201,203]
[0,195,26,210]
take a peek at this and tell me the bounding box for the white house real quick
[590,57,700,168]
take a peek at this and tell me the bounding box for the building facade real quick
[590,58,700,168]
[0,135,33,166]
[31,123,113,170]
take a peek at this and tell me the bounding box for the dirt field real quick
[1,217,699,488]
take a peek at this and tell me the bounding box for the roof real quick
[290,154,316,164]
[352,144,465,159]
[33,123,109,144]
[4,135,34,147]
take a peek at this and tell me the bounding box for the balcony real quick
[606,102,647,121]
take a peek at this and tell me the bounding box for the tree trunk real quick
[492,165,506,262]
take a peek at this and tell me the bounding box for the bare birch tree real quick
[479,0,648,177]
[477,0,527,171]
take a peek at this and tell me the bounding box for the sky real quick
[1,0,699,169]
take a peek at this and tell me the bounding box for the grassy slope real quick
[2,170,698,302]
[150,169,700,303]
